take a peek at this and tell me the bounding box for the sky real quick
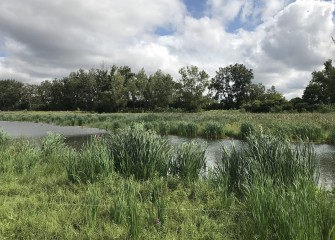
[0,0,334,99]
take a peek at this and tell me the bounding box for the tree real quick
[303,59,335,104]
[210,63,253,109]
[0,79,24,110]
[177,66,210,111]
[144,70,175,109]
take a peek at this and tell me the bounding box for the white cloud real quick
[0,0,334,99]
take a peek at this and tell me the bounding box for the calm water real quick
[1,121,334,188]
[167,135,335,189]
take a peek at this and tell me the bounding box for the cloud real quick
[0,0,334,99]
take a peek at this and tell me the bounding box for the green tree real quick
[177,65,210,111]
[303,59,335,105]
[210,63,253,109]
[146,70,175,109]
[0,79,24,110]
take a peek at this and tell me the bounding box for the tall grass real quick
[243,178,335,240]
[66,135,111,183]
[109,124,171,180]
[169,141,207,182]
[216,131,318,196]
[0,136,40,174]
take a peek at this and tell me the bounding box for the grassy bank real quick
[1,110,335,143]
[0,126,334,239]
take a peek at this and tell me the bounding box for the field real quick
[0,110,335,143]
[0,111,335,239]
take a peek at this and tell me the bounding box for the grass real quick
[1,110,335,142]
[0,120,334,239]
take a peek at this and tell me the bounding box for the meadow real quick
[0,110,335,143]
[0,120,334,239]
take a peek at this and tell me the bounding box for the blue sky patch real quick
[154,25,176,36]
[183,0,207,19]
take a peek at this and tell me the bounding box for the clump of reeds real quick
[243,178,335,240]
[0,129,10,147]
[66,135,111,183]
[169,141,207,182]
[203,122,223,139]
[0,138,40,174]
[109,124,171,180]
[239,122,255,140]
[41,133,67,158]
[216,130,318,195]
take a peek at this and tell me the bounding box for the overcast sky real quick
[0,0,334,99]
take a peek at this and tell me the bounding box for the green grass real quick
[0,121,334,239]
[1,110,335,142]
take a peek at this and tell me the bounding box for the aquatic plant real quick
[66,135,111,183]
[169,141,207,182]
[109,124,171,180]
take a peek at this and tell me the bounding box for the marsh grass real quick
[169,141,207,182]
[216,130,318,196]
[110,124,171,180]
[203,121,223,139]
[243,178,335,240]
[86,184,100,230]
[66,135,111,183]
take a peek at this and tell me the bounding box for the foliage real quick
[66,135,111,183]
[169,141,207,182]
[210,63,253,109]
[109,124,171,180]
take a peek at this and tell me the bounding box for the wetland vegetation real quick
[0,119,334,239]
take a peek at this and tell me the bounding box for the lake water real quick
[167,135,335,189]
[1,121,334,188]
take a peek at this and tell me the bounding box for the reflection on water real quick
[0,121,106,138]
[167,135,335,189]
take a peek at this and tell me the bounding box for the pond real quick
[168,135,335,189]
[1,121,334,189]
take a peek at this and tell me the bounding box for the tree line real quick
[0,60,334,112]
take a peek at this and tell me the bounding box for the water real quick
[0,121,107,148]
[1,121,334,188]
[167,135,335,189]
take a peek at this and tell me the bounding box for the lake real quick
[1,121,334,188]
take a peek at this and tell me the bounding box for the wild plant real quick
[203,122,223,139]
[215,130,318,196]
[41,133,67,158]
[169,141,207,182]
[109,124,171,180]
[243,178,335,240]
[66,135,111,183]
[86,184,100,230]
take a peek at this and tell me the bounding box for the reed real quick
[169,141,207,182]
[109,124,171,180]
[203,121,223,139]
[41,133,67,158]
[86,184,100,230]
[243,178,335,240]
[66,135,111,183]
[216,131,318,195]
